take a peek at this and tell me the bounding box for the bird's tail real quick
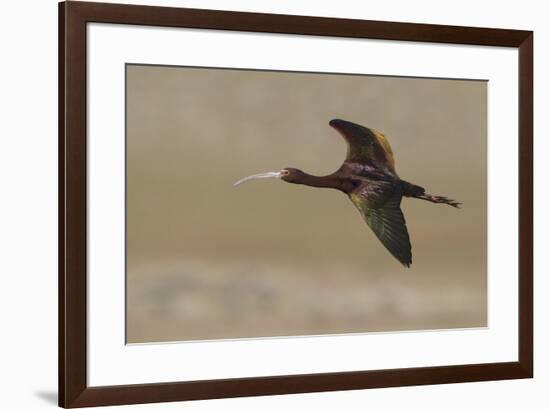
[402,181,461,208]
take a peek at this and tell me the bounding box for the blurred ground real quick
[127,257,486,342]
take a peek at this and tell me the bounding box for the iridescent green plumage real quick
[351,187,412,267]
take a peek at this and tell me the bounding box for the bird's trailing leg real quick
[416,193,461,208]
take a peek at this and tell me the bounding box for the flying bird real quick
[234,119,460,267]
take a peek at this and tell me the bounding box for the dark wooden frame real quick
[59,1,533,407]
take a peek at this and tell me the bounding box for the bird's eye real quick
[280,170,290,176]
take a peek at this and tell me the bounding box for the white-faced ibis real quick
[234,119,460,267]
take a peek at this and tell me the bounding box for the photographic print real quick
[126,64,487,343]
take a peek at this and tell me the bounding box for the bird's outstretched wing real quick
[329,119,397,175]
[349,189,412,267]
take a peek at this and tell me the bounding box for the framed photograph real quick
[59,1,533,407]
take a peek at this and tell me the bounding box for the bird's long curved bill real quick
[233,171,281,187]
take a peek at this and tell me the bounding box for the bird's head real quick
[233,167,305,187]
[279,168,305,183]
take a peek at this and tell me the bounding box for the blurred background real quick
[126,64,487,343]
